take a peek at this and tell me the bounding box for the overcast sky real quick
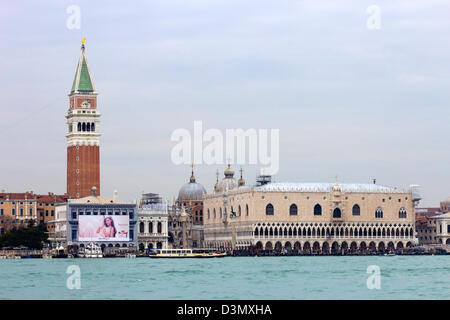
[0,0,449,206]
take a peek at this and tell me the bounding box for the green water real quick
[0,256,449,299]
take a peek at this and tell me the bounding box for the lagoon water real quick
[0,256,449,300]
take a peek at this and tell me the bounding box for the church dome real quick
[178,182,206,201]
[216,164,237,192]
[178,166,206,202]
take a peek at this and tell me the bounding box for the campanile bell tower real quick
[66,38,101,199]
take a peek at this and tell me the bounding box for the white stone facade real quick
[203,182,417,253]
[137,204,169,250]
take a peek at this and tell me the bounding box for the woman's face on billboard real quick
[105,217,112,226]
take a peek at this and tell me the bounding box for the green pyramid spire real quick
[70,41,96,94]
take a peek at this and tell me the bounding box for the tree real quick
[0,225,49,249]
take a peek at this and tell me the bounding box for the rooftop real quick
[255,182,409,193]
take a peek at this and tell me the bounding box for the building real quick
[137,193,169,251]
[415,210,440,245]
[415,198,450,246]
[169,166,206,248]
[430,213,450,245]
[48,187,137,250]
[440,197,450,213]
[66,39,101,199]
[203,171,418,253]
[0,192,67,234]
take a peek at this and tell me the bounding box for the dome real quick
[178,165,206,201]
[178,182,206,201]
[216,164,237,192]
[224,166,234,177]
[237,167,245,187]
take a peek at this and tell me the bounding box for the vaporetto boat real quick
[148,249,226,258]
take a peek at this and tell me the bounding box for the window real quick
[238,205,241,216]
[375,207,383,218]
[72,211,77,219]
[246,204,249,216]
[352,204,360,216]
[20,208,24,216]
[207,209,210,219]
[213,208,216,219]
[265,204,274,215]
[149,222,153,233]
[398,207,407,218]
[314,204,322,216]
[0,209,3,216]
[72,229,77,240]
[289,204,298,216]
[129,211,134,219]
[157,222,162,233]
[139,222,144,233]
[29,208,33,215]
[333,208,342,218]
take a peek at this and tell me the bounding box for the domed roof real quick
[238,167,245,187]
[178,166,206,201]
[224,165,234,177]
[216,164,237,192]
[178,182,206,201]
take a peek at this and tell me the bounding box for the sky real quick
[0,0,449,206]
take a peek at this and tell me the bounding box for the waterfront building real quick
[430,212,450,245]
[0,192,67,234]
[415,211,440,245]
[66,39,101,199]
[137,193,169,251]
[203,171,419,253]
[48,187,137,249]
[169,166,206,248]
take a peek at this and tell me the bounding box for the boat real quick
[383,251,397,256]
[83,243,103,258]
[149,248,226,258]
[125,253,136,258]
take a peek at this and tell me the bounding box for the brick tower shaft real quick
[66,39,101,199]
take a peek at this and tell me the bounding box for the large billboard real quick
[78,216,129,242]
